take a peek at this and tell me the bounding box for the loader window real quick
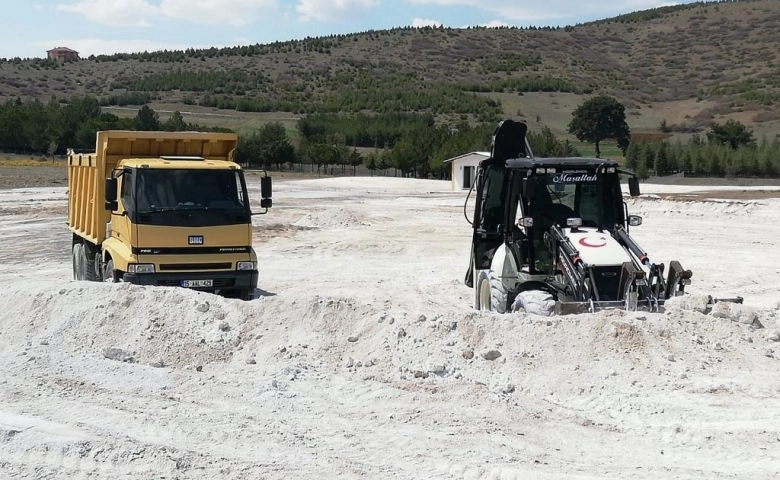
[534,172,622,229]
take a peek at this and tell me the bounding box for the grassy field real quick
[0,157,63,167]
[572,141,625,160]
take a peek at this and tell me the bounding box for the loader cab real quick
[468,148,636,286]
[511,160,627,273]
[519,163,626,231]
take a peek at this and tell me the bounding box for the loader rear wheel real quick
[477,270,507,313]
[512,290,555,317]
[72,243,86,281]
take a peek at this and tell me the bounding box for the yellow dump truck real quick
[67,130,272,300]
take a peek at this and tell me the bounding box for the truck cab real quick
[68,131,272,300]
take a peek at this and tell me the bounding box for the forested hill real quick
[2,0,780,126]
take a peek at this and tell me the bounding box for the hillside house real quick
[47,47,79,61]
[444,151,490,191]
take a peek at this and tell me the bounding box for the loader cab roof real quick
[504,157,620,170]
[119,157,242,170]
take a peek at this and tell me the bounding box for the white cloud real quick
[34,38,230,56]
[57,0,158,27]
[56,0,277,27]
[296,0,380,22]
[403,0,683,22]
[159,0,277,26]
[479,20,510,28]
[411,18,444,27]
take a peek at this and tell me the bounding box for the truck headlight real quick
[237,261,256,271]
[127,263,155,274]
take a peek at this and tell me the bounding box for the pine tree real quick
[642,142,655,175]
[681,151,692,175]
[655,141,669,176]
[625,141,640,171]
[745,149,759,177]
[762,150,776,177]
[635,153,649,180]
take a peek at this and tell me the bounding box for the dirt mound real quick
[293,207,367,229]
[3,278,780,479]
[626,196,774,219]
[4,282,778,386]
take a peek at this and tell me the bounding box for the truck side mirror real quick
[259,176,272,209]
[105,177,118,211]
[522,178,536,199]
[628,177,640,197]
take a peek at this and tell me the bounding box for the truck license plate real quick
[181,279,213,288]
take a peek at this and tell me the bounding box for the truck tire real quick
[478,270,507,313]
[103,259,117,283]
[72,243,86,281]
[239,289,253,301]
[84,243,100,282]
[512,290,555,317]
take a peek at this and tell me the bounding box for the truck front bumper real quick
[122,270,258,293]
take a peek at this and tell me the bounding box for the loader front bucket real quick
[553,295,744,316]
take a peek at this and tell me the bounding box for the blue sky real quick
[1,0,696,58]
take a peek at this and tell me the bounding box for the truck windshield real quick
[532,171,623,229]
[132,169,250,225]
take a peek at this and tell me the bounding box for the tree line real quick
[0,96,229,155]
[5,93,777,180]
[236,115,581,177]
[626,119,780,178]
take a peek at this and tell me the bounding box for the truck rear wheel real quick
[72,243,86,281]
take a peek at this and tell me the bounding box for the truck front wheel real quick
[103,259,117,283]
[84,244,100,282]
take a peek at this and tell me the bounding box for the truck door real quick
[112,169,136,248]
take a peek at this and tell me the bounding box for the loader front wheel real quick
[72,243,86,281]
[477,270,507,313]
[512,290,555,317]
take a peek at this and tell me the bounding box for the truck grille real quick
[157,278,235,288]
[159,263,232,271]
